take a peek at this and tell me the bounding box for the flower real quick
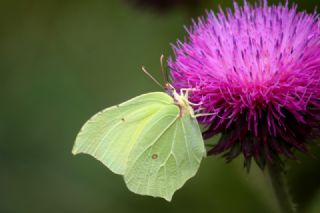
[169,1,320,169]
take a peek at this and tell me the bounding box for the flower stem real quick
[267,163,296,213]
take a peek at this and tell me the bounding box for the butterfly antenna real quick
[142,66,164,89]
[160,54,169,85]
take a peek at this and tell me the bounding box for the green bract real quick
[72,92,206,201]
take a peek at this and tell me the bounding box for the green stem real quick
[267,163,296,213]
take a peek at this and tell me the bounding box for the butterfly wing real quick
[73,91,206,201]
[72,92,177,175]
[124,108,206,201]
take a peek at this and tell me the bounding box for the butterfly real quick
[72,55,210,201]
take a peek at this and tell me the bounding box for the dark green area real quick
[1,0,319,212]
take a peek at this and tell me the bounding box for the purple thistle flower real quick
[169,1,320,169]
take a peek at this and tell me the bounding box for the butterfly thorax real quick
[165,83,194,118]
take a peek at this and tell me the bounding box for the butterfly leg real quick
[194,108,205,114]
[195,112,216,118]
[179,88,202,106]
[188,101,203,106]
[180,88,193,99]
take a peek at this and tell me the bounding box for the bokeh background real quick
[1,0,320,212]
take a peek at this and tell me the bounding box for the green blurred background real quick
[1,0,320,212]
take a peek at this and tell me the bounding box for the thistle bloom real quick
[169,1,320,169]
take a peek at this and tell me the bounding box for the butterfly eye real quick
[165,83,174,90]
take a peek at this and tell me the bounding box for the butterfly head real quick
[165,83,175,96]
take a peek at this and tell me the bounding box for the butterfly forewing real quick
[73,92,176,175]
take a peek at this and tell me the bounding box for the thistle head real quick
[169,1,320,169]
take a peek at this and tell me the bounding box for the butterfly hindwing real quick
[124,113,205,201]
